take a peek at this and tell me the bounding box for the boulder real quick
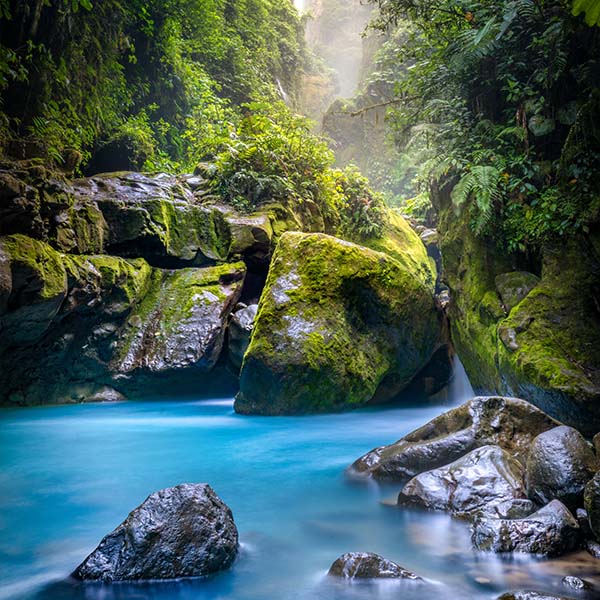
[234,232,441,414]
[497,593,577,600]
[73,484,238,581]
[350,396,560,483]
[472,500,580,556]
[327,552,421,580]
[584,472,600,541]
[562,576,593,592]
[228,303,258,370]
[398,445,528,519]
[113,262,245,374]
[495,271,540,313]
[525,426,597,512]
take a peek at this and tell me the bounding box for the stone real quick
[497,593,577,600]
[73,484,238,581]
[584,472,600,542]
[228,303,258,370]
[398,445,528,519]
[495,271,540,313]
[235,232,441,415]
[472,500,580,556]
[114,262,246,374]
[350,396,560,483]
[562,575,593,592]
[525,426,597,512]
[585,540,600,558]
[327,552,421,580]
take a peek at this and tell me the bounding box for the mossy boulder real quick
[435,180,600,435]
[235,232,441,415]
[0,234,68,346]
[113,262,245,374]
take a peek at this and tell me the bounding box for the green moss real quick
[1,234,67,299]
[236,232,440,414]
[363,211,437,292]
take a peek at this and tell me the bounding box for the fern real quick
[451,166,503,234]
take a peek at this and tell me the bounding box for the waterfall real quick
[447,354,475,405]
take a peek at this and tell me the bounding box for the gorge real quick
[0,0,599,599]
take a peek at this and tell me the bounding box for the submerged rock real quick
[73,484,238,581]
[584,472,600,542]
[350,396,560,483]
[235,232,441,415]
[525,426,597,512]
[472,500,580,556]
[398,445,528,519]
[328,552,421,580]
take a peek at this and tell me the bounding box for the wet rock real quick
[398,445,528,519]
[351,396,560,483]
[584,472,600,542]
[584,540,600,558]
[495,271,540,313]
[562,575,593,592]
[576,508,593,539]
[525,426,598,512]
[328,552,421,580]
[497,592,577,600]
[228,303,258,370]
[73,483,238,581]
[114,262,246,374]
[472,500,580,556]
[235,232,441,415]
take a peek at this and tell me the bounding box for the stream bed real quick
[1,381,599,600]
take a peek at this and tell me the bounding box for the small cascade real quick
[276,79,289,104]
[447,354,475,405]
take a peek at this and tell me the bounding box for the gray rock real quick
[351,396,560,483]
[114,263,246,374]
[562,575,593,592]
[495,271,540,313]
[327,552,421,580]
[228,304,258,370]
[472,500,580,556]
[497,592,577,600]
[585,539,600,558]
[584,472,600,542]
[73,484,238,581]
[398,445,528,519]
[525,426,598,512]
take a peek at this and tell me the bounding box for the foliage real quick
[0,0,306,169]
[370,0,600,252]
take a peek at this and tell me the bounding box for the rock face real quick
[398,445,528,519]
[235,232,441,414]
[350,396,560,483]
[328,552,421,580]
[495,271,541,313]
[584,472,600,541]
[525,426,597,512]
[497,593,578,600]
[0,233,244,404]
[73,484,238,581]
[472,500,580,556]
[433,180,600,435]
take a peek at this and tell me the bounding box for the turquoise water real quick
[1,379,597,599]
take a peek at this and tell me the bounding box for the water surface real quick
[1,374,598,600]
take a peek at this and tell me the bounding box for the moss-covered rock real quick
[235,232,442,414]
[113,262,245,374]
[0,234,68,346]
[435,180,600,435]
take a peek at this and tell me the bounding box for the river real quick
[1,360,597,599]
